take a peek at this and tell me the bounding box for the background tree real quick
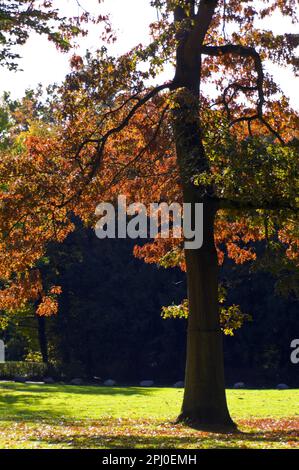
[0,0,104,70]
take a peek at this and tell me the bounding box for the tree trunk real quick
[172,80,235,430]
[180,196,234,429]
[170,0,235,430]
[37,315,49,364]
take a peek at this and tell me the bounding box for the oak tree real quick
[0,0,298,430]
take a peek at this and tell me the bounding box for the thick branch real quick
[201,43,285,143]
[201,44,264,114]
[192,1,219,46]
[173,0,219,91]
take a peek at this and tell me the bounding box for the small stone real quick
[70,378,83,386]
[25,381,45,385]
[139,380,154,387]
[173,381,184,388]
[104,379,116,386]
[44,377,55,384]
[14,376,27,383]
[277,383,289,390]
[233,382,245,389]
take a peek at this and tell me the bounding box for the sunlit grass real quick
[0,383,298,448]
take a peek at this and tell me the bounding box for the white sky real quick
[0,0,298,109]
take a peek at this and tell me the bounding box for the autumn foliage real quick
[0,0,298,323]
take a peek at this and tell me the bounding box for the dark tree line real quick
[3,225,298,386]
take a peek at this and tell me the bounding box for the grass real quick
[0,382,298,449]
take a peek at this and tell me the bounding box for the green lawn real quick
[0,382,298,449]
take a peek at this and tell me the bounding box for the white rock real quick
[104,379,116,386]
[44,377,55,384]
[70,378,83,386]
[277,383,289,390]
[25,381,45,385]
[14,376,27,383]
[139,380,154,387]
[173,381,184,388]
[233,382,245,389]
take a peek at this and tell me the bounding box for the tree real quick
[0,0,101,70]
[0,0,298,431]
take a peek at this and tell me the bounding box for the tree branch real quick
[88,82,171,179]
[202,44,264,112]
[192,1,219,46]
[57,82,171,208]
[201,43,285,144]
[217,197,298,212]
[173,0,219,91]
[102,105,170,193]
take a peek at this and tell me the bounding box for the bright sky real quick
[0,0,298,109]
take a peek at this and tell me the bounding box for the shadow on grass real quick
[0,383,155,396]
[25,425,299,449]
[0,383,155,422]
[0,407,298,448]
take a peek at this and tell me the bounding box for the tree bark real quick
[173,104,235,429]
[37,315,49,364]
[174,110,235,428]
[171,1,235,429]
[180,196,234,429]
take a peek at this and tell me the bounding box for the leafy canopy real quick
[0,0,298,320]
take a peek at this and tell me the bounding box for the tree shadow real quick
[25,425,299,449]
[0,383,298,448]
[0,383,155,396]
[0,412,297,449]
[0,383,156,422]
